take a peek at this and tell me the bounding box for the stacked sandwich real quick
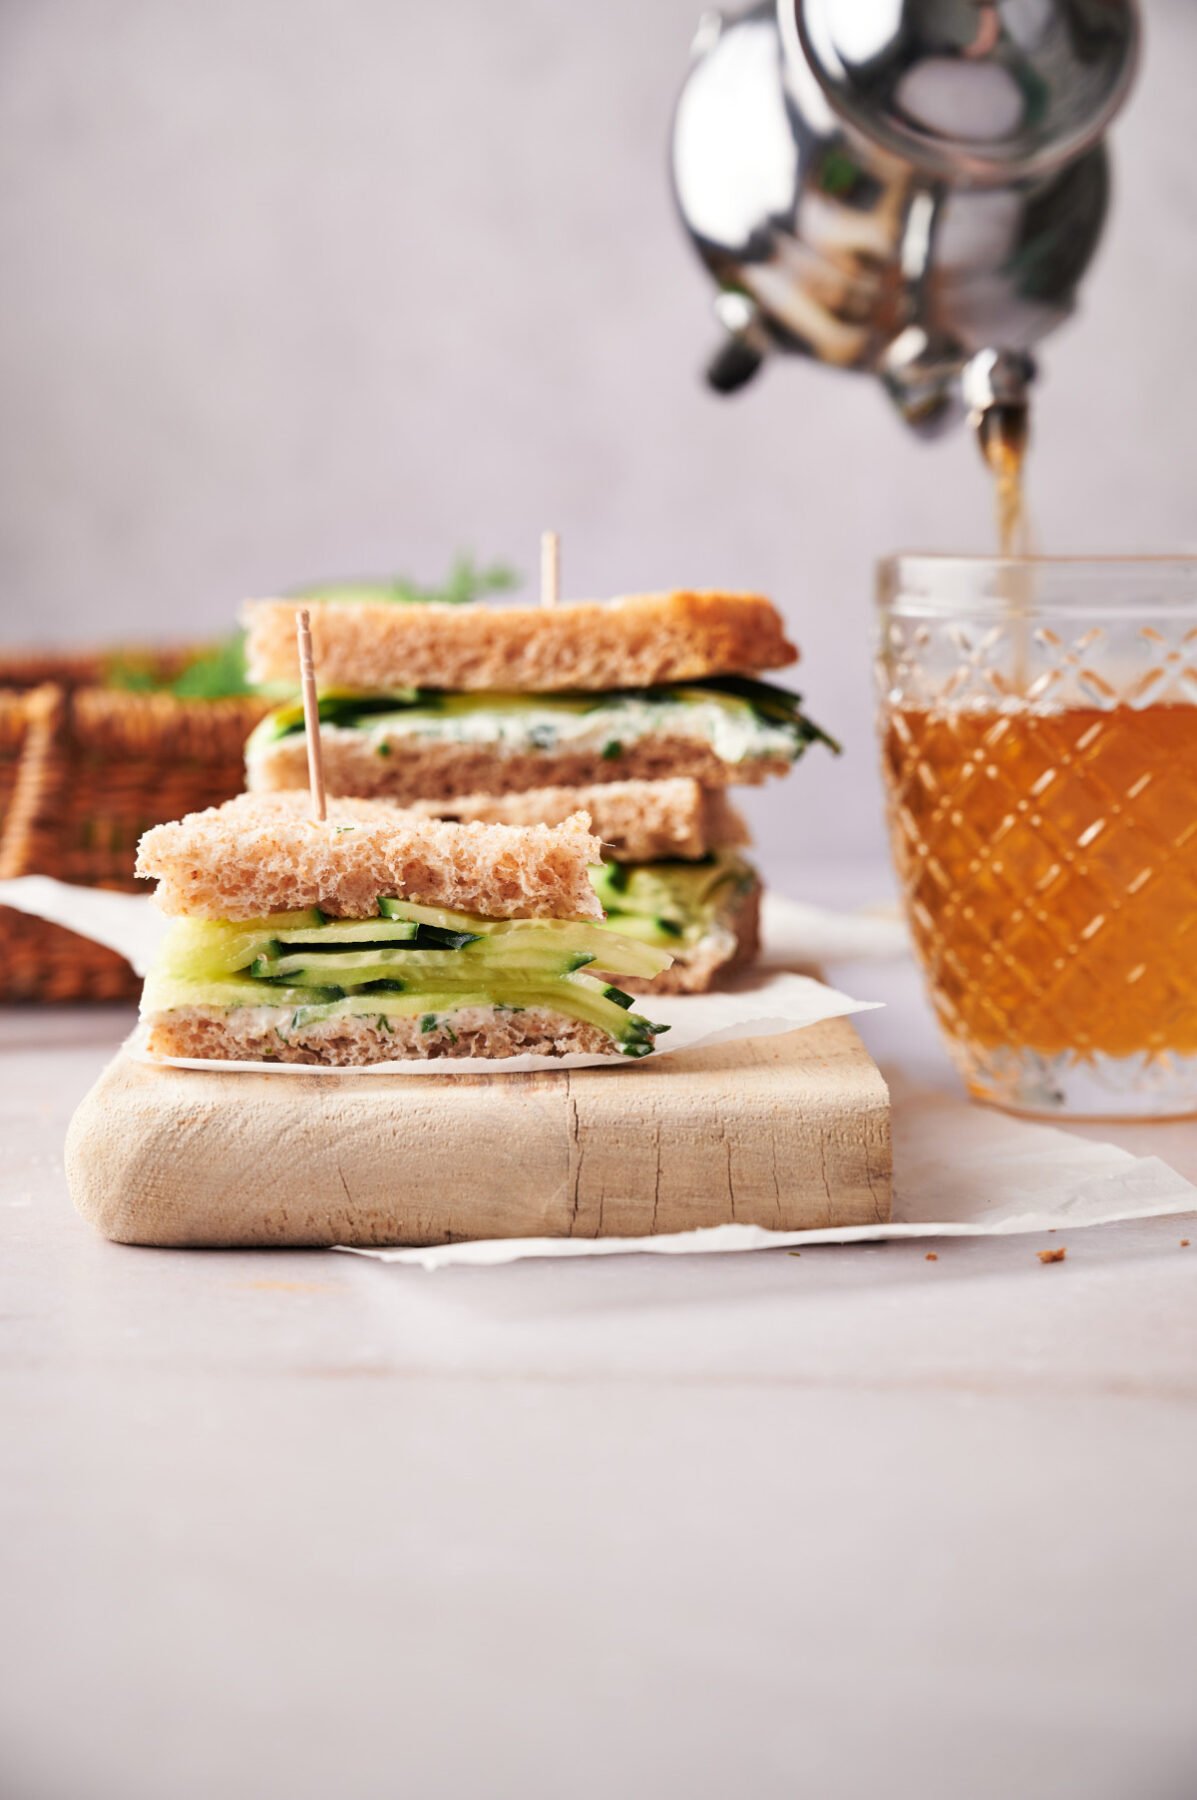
[241,590,835,992]
[136,792,672,1063]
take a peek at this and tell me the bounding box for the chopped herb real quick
[444,1026,458,1046]
[333,825,356,834]
[376,741,392,757]
[420,1013,438,1034]
[290,1001,341,1026]
[601,740,623,760]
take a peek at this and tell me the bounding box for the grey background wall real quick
[1,0,1194,867]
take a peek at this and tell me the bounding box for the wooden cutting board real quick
[65,1021,891,1248]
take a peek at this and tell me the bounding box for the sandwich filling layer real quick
[247,677,836,781]
[141,895,671,1059]
[593,853,761,994]
[593,852,757,951]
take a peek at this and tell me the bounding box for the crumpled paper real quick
[0,873,882,1076]
[340,1074,1197,1267]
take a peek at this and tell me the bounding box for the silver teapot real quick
[671,0,1140,451]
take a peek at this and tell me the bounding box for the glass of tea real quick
[877,556,1197,1119]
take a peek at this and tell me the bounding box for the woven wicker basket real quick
[0,658,268,1001]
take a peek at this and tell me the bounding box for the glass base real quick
[952,1043,1197,1122]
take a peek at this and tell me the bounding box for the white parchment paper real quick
[341,1078,1197,1267]
[0,875,170,973]
[758,891,909,966]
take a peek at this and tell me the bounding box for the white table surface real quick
[4,872,1196,1800]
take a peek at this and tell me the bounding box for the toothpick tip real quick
[540,529,560,609]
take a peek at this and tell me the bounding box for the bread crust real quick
[247,730,791,801]
[145,1004,627,1064]
[135,791,604,922]
[243,591,797,692]
[614,877,762,995]
[404,778,750,861]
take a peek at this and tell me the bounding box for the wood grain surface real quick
[65,1021,891,1247]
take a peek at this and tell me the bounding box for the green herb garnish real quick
[105,631,253,699]
[294,554,520,608]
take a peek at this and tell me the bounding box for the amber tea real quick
[978,403,1030,559]
[885,702,1197,1062]
[878,556,1197,1118]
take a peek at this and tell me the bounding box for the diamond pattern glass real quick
[877,558,1197,1118]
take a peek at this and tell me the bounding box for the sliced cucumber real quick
[148,896,673,1056]
[196,907,326,935]
[375,898,670,979]
[378,895,486,933]
[258,974,347,997]
[159,911,325,969]
[143,973,345,1012]
[275,918,417,946]
[592,853,756,950]
[477,919,669,978]
[251,947,419,981]
[599,911,684,949]
[158,908,668,987]
[250,946,595,987]
[409,924,481,949]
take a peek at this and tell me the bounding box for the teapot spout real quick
[963,348,1036,467]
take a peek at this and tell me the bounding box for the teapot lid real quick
[781,0,1139,182]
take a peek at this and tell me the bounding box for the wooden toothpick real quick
[540,530,560,608]
[296,607,327,822]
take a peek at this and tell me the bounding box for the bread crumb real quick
[787,1251,801,1259]
[1038,1247,1067,1265]
[925,1252,938,1262]
[1181,1239,1191,1248]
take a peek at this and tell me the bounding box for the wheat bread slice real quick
[145,1004,624,1065]
[247,730,791,802]
[243,591,797,692]
[135,790,603,922]
[404,778,749,861]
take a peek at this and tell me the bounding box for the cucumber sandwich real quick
[135,792,670,1063]
[238,587,839,994]
[242,591,834,800]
